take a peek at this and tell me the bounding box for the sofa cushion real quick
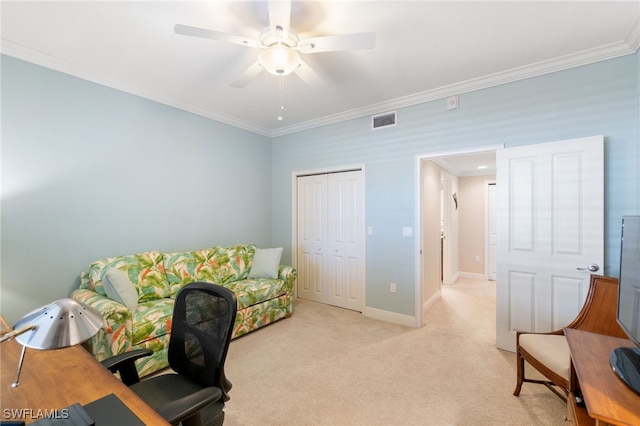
[223,278,288,310]
[200,245,256,283]
[132,298,175,346]
[103,267,139,312]
[164,244,256,296]
[88,251,169,302]
[164,251,198,296]
[249,247,283,279]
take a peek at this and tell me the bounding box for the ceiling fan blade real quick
[294,59,324,89]
[268,0,291,35]
[174,24,261,48]
[230,61,265,88]
[298,32,376,54]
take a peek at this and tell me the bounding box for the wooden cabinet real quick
[565,328,640,425]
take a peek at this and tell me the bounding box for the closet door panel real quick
[297,175,327,303]
[327,171,365,311]
[327,174,345,307]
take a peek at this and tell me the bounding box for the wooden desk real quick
[1,339,169,425]
[565,328,640,426]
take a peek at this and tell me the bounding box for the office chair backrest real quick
[168,282,237,390]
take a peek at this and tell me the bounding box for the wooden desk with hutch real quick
[565,328,640,425]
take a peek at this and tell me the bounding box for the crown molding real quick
[625,15,640,55]
[3,31,638,140]
[271,35,640,138]
[0,40,272,138]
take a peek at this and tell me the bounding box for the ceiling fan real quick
[174,0,376,89]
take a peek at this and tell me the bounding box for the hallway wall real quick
[458,175,496,276]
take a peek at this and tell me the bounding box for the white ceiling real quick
[433,152,497,177]
[2,1,639,139]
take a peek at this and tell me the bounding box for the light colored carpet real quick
[222,278,566,425]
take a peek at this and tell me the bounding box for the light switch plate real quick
[402,227,413,237]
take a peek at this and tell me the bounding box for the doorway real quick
[416,146,501,326]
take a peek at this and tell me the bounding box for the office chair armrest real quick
[155,386,223,425]
[101,348,153,385]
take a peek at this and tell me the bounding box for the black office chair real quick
[102,282,237,426]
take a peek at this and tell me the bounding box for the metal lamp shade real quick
[13,298,103,350]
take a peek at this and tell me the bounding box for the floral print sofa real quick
[71,244,296,377]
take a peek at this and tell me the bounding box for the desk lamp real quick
[0,298,103,387]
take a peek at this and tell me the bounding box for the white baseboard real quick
[423,289,441,316]
[456,272,486,281]
[443,271,460,285]
[363,306,417,328]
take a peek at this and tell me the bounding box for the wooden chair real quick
[513,274,627,402]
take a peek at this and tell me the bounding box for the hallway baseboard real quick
[456,271,486,281]
[363,305,416,327]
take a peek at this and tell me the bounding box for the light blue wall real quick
[271,52,640,316]
[1,56,272,324]
[2,52,639,324]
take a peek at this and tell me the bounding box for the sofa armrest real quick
[71,288,134,361]
[278,265,297,292]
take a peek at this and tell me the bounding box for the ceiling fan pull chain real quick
[278,75,285,121]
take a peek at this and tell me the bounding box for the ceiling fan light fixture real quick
[259,45,300,76]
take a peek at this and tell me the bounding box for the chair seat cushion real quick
[131,374,225,426]
[519,334,570,381]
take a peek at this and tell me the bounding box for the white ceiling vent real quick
[372,111,397,130]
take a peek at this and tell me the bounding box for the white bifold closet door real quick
[296,170,365,311]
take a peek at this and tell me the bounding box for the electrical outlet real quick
[390,282,397,293]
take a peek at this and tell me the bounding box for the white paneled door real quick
[296,170,365,311]
[487,182,497,281]
[496,136,604,351]
[297,174,327,303]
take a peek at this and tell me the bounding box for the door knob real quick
[576,264,599,272]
